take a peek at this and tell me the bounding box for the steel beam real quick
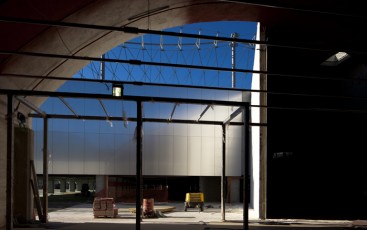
[98,99,110,120]
[29,113,244,126]
[169,103,178,121]
[198,105,212,121]
[5,73,367,100]
[0,15,362,54]
[223,107,243,125]
[1,73,256,91]
[15,96,46,117]
[0,49,263,75]
[0,89,246,107]
[59,97,79,118]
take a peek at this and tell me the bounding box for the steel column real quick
[6,94,14,230]
[221,124,226,221]
[243,104,250,230]
[42,117,48,223]
[136,101,143,230]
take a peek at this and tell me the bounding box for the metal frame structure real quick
[0,88,251,230]
[0,14,362,54]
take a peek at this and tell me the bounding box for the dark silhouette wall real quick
[266,26,367,219]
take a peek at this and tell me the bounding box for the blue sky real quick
[33,21,257,131]
[74,20,258,91]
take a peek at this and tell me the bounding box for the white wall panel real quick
[214,137,222,176]
[187,104,202,120]
[68,132,84,174]
[84,99,103,116]
[228,125,242,138]
[187,137,201,175]
[188,124,201,137]
[201,89,215,100]
[173,124,188,136]
[128,132,136,175]
[84,120,99,133]
[226,136,242,176]
[228,91,243,102]
[214,105,230,121]
[144,102,160,118]
[173,104,188,120]
[186,88,202,99]
[214,125,222,138]
[158,136,173,175]
[143,135,160,175]
[159,123,173,136]
[51,131,69,174]
[114,134,134,175]
[99,120,115,134]
[99,133,115,174]
[201,125,215,137]
[159,103,173,120]
[201,136,215,176]
[168,87,188,99]
[68,119,84,133]
[173,136,188,175]
[144,123,159,136]
[214,90,229,100]
[52,119,68,132]
[34,130,43,173]
[84,133,100,174]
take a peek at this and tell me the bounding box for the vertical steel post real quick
[230,33,238,88]
[100,54,105,80]
[6,94,14,230]
[136,101,143,230]
[42,117,48,223]
[243,104,250,230]
[221,124,226,221]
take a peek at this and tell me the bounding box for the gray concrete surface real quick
[13,202,359,230]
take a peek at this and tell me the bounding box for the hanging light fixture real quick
[112,84,123,97]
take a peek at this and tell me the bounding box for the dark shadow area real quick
[47,193,94,212]
[13,222,350,230]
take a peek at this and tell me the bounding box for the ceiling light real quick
[321,52,350,66]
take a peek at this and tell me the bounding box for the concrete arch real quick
[0,0,263,110]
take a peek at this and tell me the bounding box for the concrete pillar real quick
[14,127,34,222]
[259,25,268,220]
[199,176,221,202]
[48,179,54,194]
[0,119,6,229]
[88,181,94,192]
[228,177,240,203]
[69,180,76,192]
[96,175,107,197]
[59,179,66,193]
[76,181,82,191]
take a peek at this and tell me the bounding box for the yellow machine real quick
[184,192,204,211]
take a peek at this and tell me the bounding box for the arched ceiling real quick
[1,0,367,114]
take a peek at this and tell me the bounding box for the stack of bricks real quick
[93,197,118,218]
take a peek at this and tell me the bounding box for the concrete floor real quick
[13,202,361,230]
